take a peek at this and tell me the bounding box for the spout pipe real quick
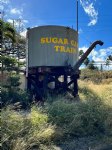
[73,40,104,72]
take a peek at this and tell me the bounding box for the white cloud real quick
[0,5,4,10]
[20,29,27,38]
[79,46,112,70]
[91,47,112,62]
[7,18,13,23]
[23,20,28,24]
[10,8,23,15]
[79,46,112,62]
[0,0,10,4]
[79,46,88,53]
[0,0,10,11]
[80,0,98,26]
[88,19,97,26]
[78,28,83,34]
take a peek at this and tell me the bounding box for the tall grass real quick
[47,97,112,137]
[78,80,112,105]
[80,69,112,83]
[1,79,112,150]
[1,106,55,150]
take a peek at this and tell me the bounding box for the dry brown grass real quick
[78,79,112,106]
[1,76,112,150]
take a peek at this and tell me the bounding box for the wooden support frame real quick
[27,67,80,101]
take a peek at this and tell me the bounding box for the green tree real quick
[0,20,27,106]
[1,73,29,106]
[108,55,112,61]
[106,58,110,70]
[84,57,90,66]
[0,19,17,81]
[0,19,26,74]
[79,49,84,56]
[0,19,16,47]
[79,50,90,67]
[0,56,17,72]
[88,60,98,70]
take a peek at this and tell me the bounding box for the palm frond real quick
[4,32,16,43]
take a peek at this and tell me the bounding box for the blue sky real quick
[0,0,112,67]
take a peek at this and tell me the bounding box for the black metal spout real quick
[73,40,104,72]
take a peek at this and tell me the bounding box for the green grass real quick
[1,73,112,150]
[1,106,55,150]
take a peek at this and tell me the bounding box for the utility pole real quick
[13,19,15,28]
[0,11,2,19]
[0,11,5,49]
[12,19,22,33]
[17,19,22,73]
[76,0,79,33]
[12,19,22,73]
[0,13,3,49]
[0,11,5,80]
[0,11,5,20]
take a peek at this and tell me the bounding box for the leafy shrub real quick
[1,74,30,106]
[1,87,29,106]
